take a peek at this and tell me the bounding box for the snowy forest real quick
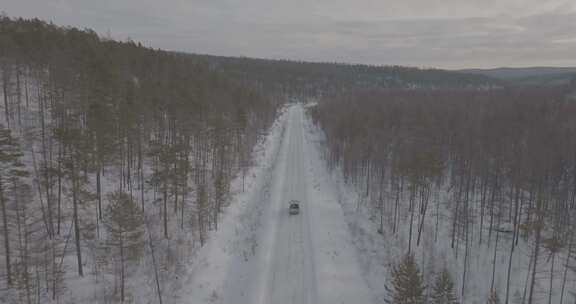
[0,16,280,303]
[1,14,576,304]
[309,85,576,303]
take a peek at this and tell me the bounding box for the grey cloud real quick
[3,0,576,68]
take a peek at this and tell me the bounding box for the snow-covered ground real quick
[6,79,573,303]
[304,111,576,304]
[172,101,576,304]
[181,104,374,304]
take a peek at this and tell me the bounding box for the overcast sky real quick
[4,0,576,69]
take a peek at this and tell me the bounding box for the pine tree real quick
[511,291,523,304]
[487,289,501,304]
[0,124,26,287]
[385,254,426,304]
[105,191,144,302]
[431,268,458,304]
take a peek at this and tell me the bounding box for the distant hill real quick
[185,54,502,92]
[460,67,576,86]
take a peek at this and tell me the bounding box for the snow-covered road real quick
[260,105,317,304]
[183,104,373,304]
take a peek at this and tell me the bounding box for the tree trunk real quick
[40,92,54,239]
[71,158,83,276]
[548,252,555,304]
[560,228,574,304]
[490,224,500,292]
[521,245,534,304]
[487,176,499,245]
[163,169,168,239]
[97,168,102,220]
[378,166,385,234]
[138,130,145,212]
[145,215,163,304]
[2,67,10,127]
[527,220,542,304]
[416,185,429,246]
[452,179,464,249]
[505,184,520,304]
[15,68,21,126]
[393,177,402,234]
[479,177,488,245]
[0,177,11,286]
[57,146,62,235]
[120,232,125,302]
[407,184,416,254]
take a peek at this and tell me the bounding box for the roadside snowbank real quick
[301,108,376,304]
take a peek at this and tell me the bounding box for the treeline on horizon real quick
[309,85,576,303]
[0,15,278,303]
[192,53,502,94]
